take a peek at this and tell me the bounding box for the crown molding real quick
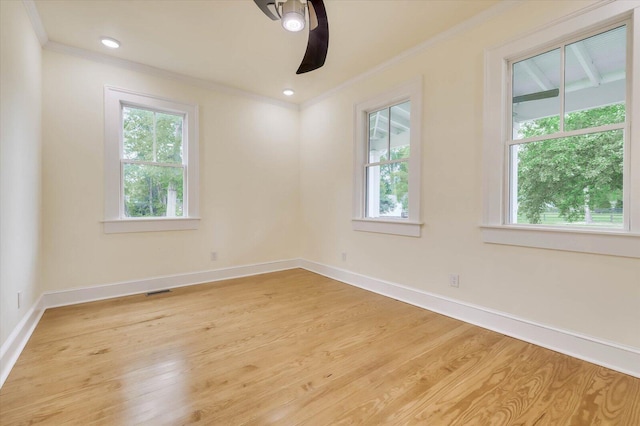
[43,41,299,111]
[22,0,48,45]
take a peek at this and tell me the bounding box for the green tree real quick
[516,104,624,224]
[122,107,184,217]
[379,146,410,214]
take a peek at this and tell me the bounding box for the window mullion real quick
[365,118,371,217]
[559,44,566,132]
[122,159,183,168]
[625,11,637,232]
[120,160,125,218]
[387,107,391,158]
[119,105,125,219]
[152,111,157,162]
[367,158,408,167]
[364,164,368,217]
[506,122,626,146]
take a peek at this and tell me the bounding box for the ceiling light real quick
[283,89,295,96]
[281,0,306,32]
[100,37,120,49]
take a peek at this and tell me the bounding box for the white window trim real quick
[352,77,423,237]
[482,2,640,258]
[104,86,200,233]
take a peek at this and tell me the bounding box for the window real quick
[509,25,627,229]
[353,78,422,237]
[104,87,199,233]
[483,2,640,258]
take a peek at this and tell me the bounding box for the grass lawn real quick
[516,211,623,228]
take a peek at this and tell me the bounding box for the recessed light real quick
[283,89,295,96]
[100,37,120,49]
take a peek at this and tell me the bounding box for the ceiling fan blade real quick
[253,0,279,20]
[296,0,329,74]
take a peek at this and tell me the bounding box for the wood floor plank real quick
[220,312,465,424]
[1,269,638,425]
[317,330,502,422]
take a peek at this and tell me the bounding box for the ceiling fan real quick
[253,0,329,74]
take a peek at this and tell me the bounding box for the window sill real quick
[103,218,200,234]
[481,225,640,258]
[352,218,422,237]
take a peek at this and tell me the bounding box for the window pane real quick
[369,108,389,162]
[564,26,626,131]
[510,129,623,228]
[123,107,154,161]
[123,163,184,218]
[366,162,409,219]
[512,49,561,140]
[156,112,183,164]
[390,101,410,160]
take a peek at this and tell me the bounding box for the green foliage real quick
[122,107,184,217]
[516,104,624,224]
[123,107,154,161]
[155,112,183,163]
[124,165,183,217]
[379,146,410,215]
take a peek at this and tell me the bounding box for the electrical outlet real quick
[448,274,460,288]
[17,291,22,309]
[341,252,347,262]
[210,252,218,261]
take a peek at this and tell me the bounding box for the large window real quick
[509,25,626,229]
[483,3,640,258]
[104,87,199,233]
[353,78,422,237]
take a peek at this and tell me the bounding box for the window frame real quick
[104,86,199,233]
[353,78,423,237]
[508,22,629,228]
[482,2,640,258]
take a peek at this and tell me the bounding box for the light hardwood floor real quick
[1,269,638,425]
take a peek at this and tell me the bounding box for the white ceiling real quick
[33,0,500,105]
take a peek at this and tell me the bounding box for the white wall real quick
[0,1,43,348]
[41,51,300,292]
[299,0,640,349]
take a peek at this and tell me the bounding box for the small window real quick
[104,87,199,233]
[122,106,185,218]
[366,101,411,219]
[353,78,422,237]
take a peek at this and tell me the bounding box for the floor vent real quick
[146,289,171,296]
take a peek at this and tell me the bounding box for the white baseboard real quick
[299,259,640,378]
[42,259,300,308]
[2,257,638,391]
[0,296,45,388]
